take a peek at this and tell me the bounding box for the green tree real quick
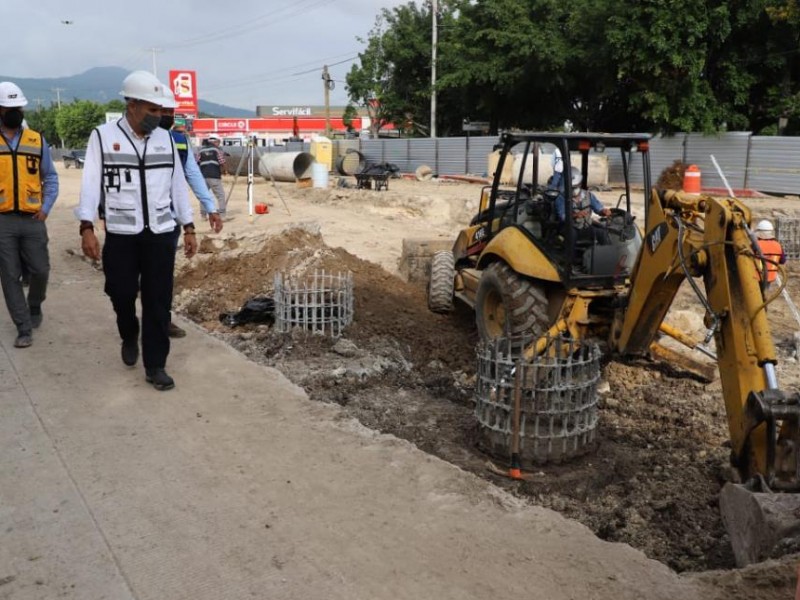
[342,104,358,133]
[25,104,60,146]
[55,100,106,148]
[350,0,800,135]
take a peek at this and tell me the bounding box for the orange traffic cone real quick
[683,164,701,193]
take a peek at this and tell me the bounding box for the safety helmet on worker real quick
[0,82,28,108]
[119,71,165,104]
[570,170,583,196]
[207,135,220,143]
[159,85,178,109]
[755,219,775,240]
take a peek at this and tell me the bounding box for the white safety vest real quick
[94,122,177,234]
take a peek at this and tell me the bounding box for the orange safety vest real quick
[0,129,43,213]
[757,238,784,283]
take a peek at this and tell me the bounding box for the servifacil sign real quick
[272,106,312,116]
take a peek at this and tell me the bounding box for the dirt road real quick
[3,165,797,598]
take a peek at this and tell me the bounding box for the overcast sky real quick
[10,0,411,110]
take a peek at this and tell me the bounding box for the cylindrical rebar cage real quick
[273,270,354,337]
[475,335,601,466]
[776,217,800,260]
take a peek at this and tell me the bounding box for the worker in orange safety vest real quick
[754,219,786,289]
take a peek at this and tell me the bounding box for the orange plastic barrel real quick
[683,164,701,193]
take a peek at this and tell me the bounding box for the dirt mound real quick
[657,160,686,190]
[174,227,800,581]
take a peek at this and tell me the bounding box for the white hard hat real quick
[119,70,165,104]
[208,135,220,141]
[0,82,28,108]
[755,219,775,239]
[159,85,177,109]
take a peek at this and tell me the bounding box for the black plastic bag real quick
[219,296,275,327]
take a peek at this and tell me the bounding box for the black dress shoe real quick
[121,339,139,366]
[145,368,175,391]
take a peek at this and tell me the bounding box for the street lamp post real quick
[431,0,437,139]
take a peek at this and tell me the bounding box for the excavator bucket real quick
[720,482,800,566]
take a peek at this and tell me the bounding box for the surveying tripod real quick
[225,135,291,216]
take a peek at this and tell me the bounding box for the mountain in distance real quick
[0,66,254,117]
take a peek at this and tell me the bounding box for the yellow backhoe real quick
[428,132,800,566]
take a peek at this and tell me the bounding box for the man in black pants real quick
[75,71,197,391]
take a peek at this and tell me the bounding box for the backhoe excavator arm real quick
[614,189,799,486]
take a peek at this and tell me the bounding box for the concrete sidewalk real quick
[0,230,708,600]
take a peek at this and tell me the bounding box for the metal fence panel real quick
[360,140,384,166]
[685,132,750,190]
[353,133,799,194]
[747,137,800,194]
[606,134,686,188]
[433,138,465,175]
[467,137,499,176]
[383,139,410,172]
[407,139,438,174]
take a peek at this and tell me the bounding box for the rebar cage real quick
[776,218,800,260]
[474,335,601,466]
[273,270,354,337]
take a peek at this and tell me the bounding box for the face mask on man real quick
[159,115,175,130]
[1,108,24,129]
[139,112,161,135]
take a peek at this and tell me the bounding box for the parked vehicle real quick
[63,149,86,169]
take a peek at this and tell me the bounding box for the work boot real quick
[168,321,186,338]
[30,306,42,329]
[14,332,32,348]
[121,338,139,366]
[145,368,175,391]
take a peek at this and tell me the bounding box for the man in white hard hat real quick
[0,81,59,348]
[197,134,228,219]
[754,219,786,290]
[158,85,222,338]
[555,168,612,245]
[75,71,198,391]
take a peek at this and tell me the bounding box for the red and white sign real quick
[168,69,198,116]
[191,117,366,134]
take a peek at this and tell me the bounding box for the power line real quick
[201,53,359,93]
[164,0,333,50]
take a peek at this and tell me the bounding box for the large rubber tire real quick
[475,261,550,342]
[427,250,455,313]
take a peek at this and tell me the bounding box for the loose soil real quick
[173,176,800,598]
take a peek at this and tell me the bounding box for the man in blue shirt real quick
[0,81,58,348]
[159,89,222,337]
[555,169,611,245]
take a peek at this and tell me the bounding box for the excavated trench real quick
[174,226,800,583]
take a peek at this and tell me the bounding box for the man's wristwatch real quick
[79,220,94,234]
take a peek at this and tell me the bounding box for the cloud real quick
[7,0,406,110]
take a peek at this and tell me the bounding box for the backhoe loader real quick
[428,132,800,566]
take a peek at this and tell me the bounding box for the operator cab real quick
[474,132,649,286]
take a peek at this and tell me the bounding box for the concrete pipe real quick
[258,152,315,182]
[335,150,366,176]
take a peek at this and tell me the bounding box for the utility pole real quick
[147,47,162,78]
[322,65,333,137]
[51,87,64,109]
[431,0,437,139]
[52,88,66,148]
